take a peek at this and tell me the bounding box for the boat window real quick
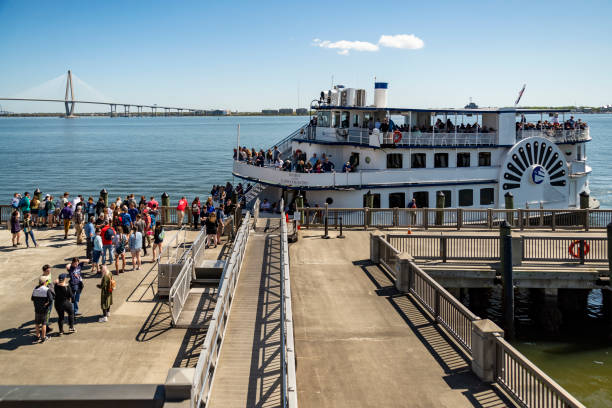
[436,190,452,208]
[480,188,495,206]
[434,153,448,168]
[317,111,331,127]
[387,153,403,169]
[459,189,473,206]
[478,152,491,166]
[389,193,405,208]
[363,113,372,129]
[363,193,381,208]
[352,114,360,128]
[576,145,582,161]
[412,191,429,208]
[332,112,341,128]
[341,111,350,128]
[411,153,426,168]
[457,152,470,167]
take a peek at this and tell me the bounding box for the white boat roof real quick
[314,105,572,115]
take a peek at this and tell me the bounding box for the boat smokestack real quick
[374,82,388,108]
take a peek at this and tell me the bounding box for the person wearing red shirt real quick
[100,222,116,265]
[147,196,159,210]
[176,196,188,229]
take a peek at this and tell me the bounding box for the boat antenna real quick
[331,75,334,89]
[514,84,526,107]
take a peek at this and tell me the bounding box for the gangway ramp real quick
[207,218,283,408]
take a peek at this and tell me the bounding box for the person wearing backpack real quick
[100,222,116,265]
[114,226,128,274]
[92,227,103,274]
[152,223,165,260]
[97,265,114,322]
[191,197,201,230]
[66,258,84,316]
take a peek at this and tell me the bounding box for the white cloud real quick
[313,34,424,55]
[313,38,379,55]
[378,34,424,49]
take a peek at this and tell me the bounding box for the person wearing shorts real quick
[92,228,103,274]
[31,276,53,343]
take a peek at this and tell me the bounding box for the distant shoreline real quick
[1,107,610,118]
[0,112,311,118]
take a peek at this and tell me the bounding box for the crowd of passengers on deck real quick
[234,146,357,173]
[516,114,588,131]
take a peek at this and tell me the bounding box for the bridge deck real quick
[207,219,283,408]
[291,230,512,408]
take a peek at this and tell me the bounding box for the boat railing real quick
[296,127,498,147]
[375,235,586,408]
[270,123,310,155]
[516,128,590,143]
[297,207,612,231]
[382,131,497,147]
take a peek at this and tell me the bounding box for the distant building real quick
[279,108,294,115]
[296,108,308,115]
[262,109,279,115]
[207,109,230,116]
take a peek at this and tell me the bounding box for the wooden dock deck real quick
[207,219,283,408]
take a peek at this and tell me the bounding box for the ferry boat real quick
[233,82,593,211]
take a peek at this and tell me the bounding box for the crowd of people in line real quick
[14,184,240,344]
[516,114,588,131]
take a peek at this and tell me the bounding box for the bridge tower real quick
[64,70,76,118]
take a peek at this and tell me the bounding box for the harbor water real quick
[1,114,612,406]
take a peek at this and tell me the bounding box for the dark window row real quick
[387,152,491,169]
[363,187,495,208]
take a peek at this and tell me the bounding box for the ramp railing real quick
[168,226,208,326]
[376,235,585,408]
[280,200,298,408]
[192,211,251,408]
[298,207,612,231]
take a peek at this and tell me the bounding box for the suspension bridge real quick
[0,70,208,118]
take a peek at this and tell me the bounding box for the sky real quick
[0,0,611,113]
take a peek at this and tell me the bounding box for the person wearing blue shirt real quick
[84,217,95,262]
[121,208,132,230]
[128,203,139,227]
[342,162,352,173]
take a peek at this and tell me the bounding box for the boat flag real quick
[514,84,526,106]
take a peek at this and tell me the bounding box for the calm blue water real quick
[0,115,304,201]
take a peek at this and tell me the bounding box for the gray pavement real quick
[0,226,197,385]
[291,230,511,408]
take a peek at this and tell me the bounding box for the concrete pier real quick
[290,230,510,407]
[0,226,220,386]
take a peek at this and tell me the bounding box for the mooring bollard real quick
[322,214,330,239]
[337,216,345,239]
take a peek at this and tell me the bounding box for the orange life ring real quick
[393,130,402,144]
[568,240,590,258]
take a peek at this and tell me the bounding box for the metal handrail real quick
[169,257,194,325]
[297,207,612,231]
[280,200,298,408]
[168,226,208,326]
[377,235,585,406]
[495,336,585,408]
[192,212,251,408]
[379,236,478,352]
